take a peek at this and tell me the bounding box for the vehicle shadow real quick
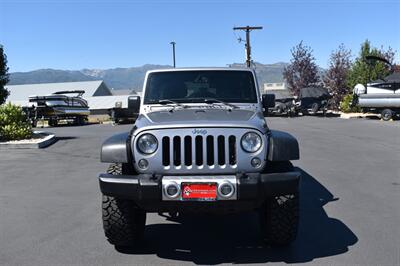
[50,136,78,145]
[116,168,358,264]
[55,136,78,140]
[302,113,340,118]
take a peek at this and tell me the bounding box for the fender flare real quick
[267,130,299,161]
[100,132,130,163]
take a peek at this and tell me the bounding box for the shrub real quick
[340,94,361,113]
[0,103,32,141]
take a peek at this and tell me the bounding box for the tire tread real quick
[261,193,299,246]
[102,163,146,247]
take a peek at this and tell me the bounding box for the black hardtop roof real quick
[300,87,330,98]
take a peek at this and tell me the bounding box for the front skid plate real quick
[162,175,237,201]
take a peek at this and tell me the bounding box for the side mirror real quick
[262,94,275,108]
[128,96,141,114]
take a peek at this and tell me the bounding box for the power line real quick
[233,26,263,67]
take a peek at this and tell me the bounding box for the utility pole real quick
[233,26,263,67]
[170,41,176,68]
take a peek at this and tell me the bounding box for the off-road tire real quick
[260,161,299,246]
[381,109,393,121]
[102,163,146,247]
[260,193,299,246]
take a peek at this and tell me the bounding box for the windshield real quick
[143,70,258,104]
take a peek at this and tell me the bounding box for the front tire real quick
[102,164,146,247]
[260,193,299,246]
[260,161,299,246]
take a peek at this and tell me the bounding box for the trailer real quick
[353,56,400,121]
[267,90,299,116]
[299,87,331,115]
[28,90,90,127]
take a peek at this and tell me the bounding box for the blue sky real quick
[1,0,399,72]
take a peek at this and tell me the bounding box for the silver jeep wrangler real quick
[99,68,300,247]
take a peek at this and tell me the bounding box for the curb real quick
[339,113,378,119]
[0,131,56,149]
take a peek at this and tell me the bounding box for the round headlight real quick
[137,134,158,154]
[241,132,262,153]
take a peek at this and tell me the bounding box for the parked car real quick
[98,68,301,248]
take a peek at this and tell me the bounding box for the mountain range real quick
[9,62,292,90]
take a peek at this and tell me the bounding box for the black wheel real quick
[275,104,285,115]
[260,193,299,246]
[310,103,319,115]
[48,118,58,127]
[75,116,86,125]
[102,163,146,247]
[260,161,299,246]
[381,109,393,121]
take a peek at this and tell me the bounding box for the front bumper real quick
[98,172,300,213]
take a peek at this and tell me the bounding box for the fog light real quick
[251,157,262,168]
[165,182,180,198]
[138,159,149,169]
[218,182,235,198]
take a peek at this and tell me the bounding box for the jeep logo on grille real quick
[192,129,207,135]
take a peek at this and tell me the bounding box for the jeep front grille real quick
[133,128,267,174]
[161,135,237,168]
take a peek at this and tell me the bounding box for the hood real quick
[134,108,267,133]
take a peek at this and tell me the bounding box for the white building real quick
[263,82,286,93]
[88,92,142,114]
[5,80,141,114]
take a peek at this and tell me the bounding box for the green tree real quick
[0,103,32,141]
[0,45,10,105]
[347,40,395,90]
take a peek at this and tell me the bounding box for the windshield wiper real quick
[204,98,239,109]
[158,99,187,111]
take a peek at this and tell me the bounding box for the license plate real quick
[181,183,217,200]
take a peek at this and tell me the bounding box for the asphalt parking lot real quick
[0,117,399,265]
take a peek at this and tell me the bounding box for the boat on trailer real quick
[28,90,90,126]
[353,56,400,121]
